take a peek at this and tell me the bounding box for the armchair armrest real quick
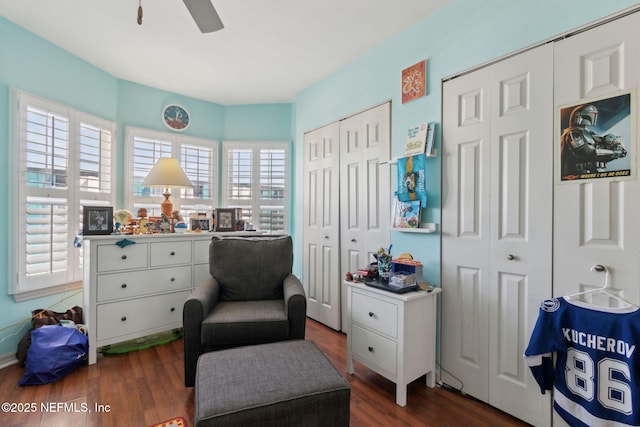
[183,277,220,386]
[283,274,307,339]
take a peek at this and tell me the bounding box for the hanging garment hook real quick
[590,264,610,289]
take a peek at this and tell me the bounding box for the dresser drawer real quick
[97,243,149,272]
[97,265,192,302]
[352,290,398,338]
[150,241,192,266]
[193,239,211,264]
[351,324,397,374]
[96,290,190,341]
[193,263,211,286]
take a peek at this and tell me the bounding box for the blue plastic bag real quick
[19,325,88,385]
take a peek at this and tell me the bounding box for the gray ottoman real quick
[195,340,350,427]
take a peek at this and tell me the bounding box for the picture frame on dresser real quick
[190,217,210,232]
[214,208,235,232]
[83,206,113,235]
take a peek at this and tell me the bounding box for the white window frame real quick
[221,141,290,234]
[9,89,116,301]
[124,127,219,220]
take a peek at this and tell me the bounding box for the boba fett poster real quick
[559,90,635,183]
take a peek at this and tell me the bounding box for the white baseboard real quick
[0,353,19,369]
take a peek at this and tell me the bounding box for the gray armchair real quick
[183,235,307,386]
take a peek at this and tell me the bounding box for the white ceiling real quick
[0,0,449,105]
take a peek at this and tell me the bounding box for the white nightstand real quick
[345,280,440,406]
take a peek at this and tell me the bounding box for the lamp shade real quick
[141,158,193,188]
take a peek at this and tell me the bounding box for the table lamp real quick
[141,158,193,218]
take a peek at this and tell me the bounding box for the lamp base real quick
[161,190,173,218]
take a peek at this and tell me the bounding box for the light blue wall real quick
[292,0,640,286]
[0,17,293,358]
[0,17,119,360]
[2,0,640,358]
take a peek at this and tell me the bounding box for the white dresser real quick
[83,232,262,364]
[345,280,440,406]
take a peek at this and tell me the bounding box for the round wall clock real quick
[162,104,190,131]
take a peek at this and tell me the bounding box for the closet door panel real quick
[339,103,390,329]
[553,12,640,306]
[442,69,492,402]
[488,44,553,426]
[303,122,341,330]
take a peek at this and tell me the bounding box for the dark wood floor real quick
[0,318,529,426]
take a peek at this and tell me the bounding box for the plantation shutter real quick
[179,143,215,218]
[10,91,116,299]
[258,148,286,233]
[225,147,253,222]
[131,135,172,217]
[21,103,72,290]
[126,127,218,219]
[222,141,289,234]
[78,120,113,195]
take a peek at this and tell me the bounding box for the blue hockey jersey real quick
[524,297,640,427]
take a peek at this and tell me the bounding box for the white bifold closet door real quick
[303,102,391,331]
[441,43,553,426]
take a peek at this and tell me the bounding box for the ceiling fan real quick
[137,0,224,33]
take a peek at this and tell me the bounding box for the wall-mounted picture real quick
[214,208,236,232]
[401,60,426,104]
[558,90,635,183]
[83,206,113,235]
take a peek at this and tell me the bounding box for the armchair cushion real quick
[202,300,289,348]
[210,236,293,301]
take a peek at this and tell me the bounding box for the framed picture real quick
[83,206,113,235]
[190,217,211,232]
[215,208,236,232]
[557,90,635,183]
[401,60,426,104]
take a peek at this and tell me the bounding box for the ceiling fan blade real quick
[183,0,224,33]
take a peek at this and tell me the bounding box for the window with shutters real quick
[125,127,218,220]
[221,141,290,233]
[9,90,115,301]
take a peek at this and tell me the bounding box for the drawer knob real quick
[368,346,374,352]
[121,283,127,288]
[121,316,127,322]
[507,254,515,261]
[170,251,176,256]
[170,277,175,282]
[368,312,375,317]
[121,255,127,260]
[170,307,175,312]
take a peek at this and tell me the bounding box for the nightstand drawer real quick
[97,265,192,302]
[97,243,149,272]
[97,290,190,341]
[351,290,398,338]
[150,241,192,266]
[351,324,397,375]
